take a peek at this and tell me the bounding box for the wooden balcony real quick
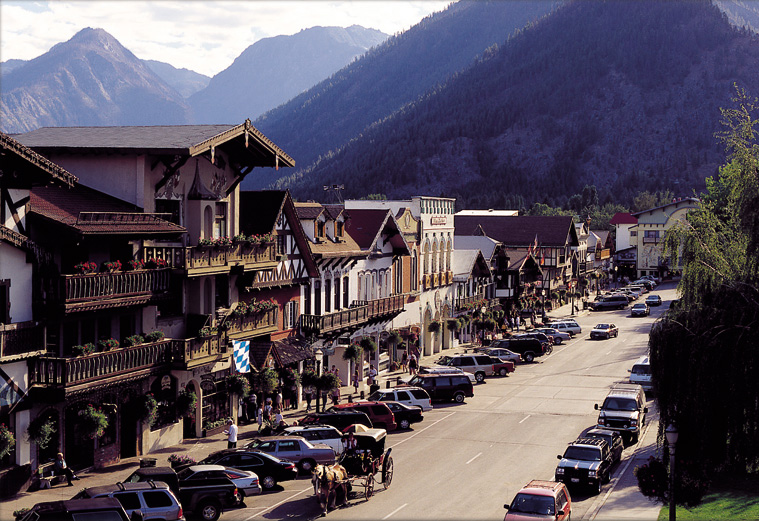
[58,269,173,313]
[455,294,486,312]
[432,273,439,287]
[171,334,228,370]
[28,340,175,396]
[300,295,405,337]
[224,309,278,340]
[1,322,46,359]
[143,242,277,277]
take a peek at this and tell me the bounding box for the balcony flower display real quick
[198,237,215,247]
[102,260,122,273]
[214,236,232,247]
[144,331,165,343]
[74,261,97,274]
[72,343,96,356]
[198,326,218,338]
[233,234,248,243]
[0,423,15,459]
[248,298,277,314]
[144,257,168,269]
[125,259,145,271]
[98,338,119,351]
[122,334,145,347]
[78,404,108,439]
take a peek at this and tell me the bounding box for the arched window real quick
[203,205,213,240]
[446,238,452,270]
[431,239,438,273]
[423,240,430,275]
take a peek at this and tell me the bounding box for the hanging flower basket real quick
[137,393,158,426]
[254,368,279,395]
[278,367,301,386]
[427,320,441,334]
[227,374,251,397]
[176,390,198,418]
[0,424,15,459]
[300,369,319,389]
[78,405,108,439]
[27,416,56,449]
[342,343,363,362]
[359,336,377,352]
[447,319,461,332]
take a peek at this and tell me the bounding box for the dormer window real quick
[336,220,344,238]
[317,220,326,238]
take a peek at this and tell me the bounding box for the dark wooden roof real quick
[1,131,77,188]
[454,215,579,247]
[610,212,637,225]
[273,336,314,366]
[345,208,410,254]
[294,203,324,220]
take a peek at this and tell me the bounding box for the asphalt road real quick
[210,284,676,521]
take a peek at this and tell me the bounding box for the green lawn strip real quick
[657,476,759,521]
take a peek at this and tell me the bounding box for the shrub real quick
[72,343,96,357]
[144,331,165,343]
[634,457,668,501]
[0,424,15,458]
[98,338,119,351]
[122,335,145,347]
[168,453,196,466]
[27,416,56,449]
[78,404,108,439]
[176,390,198,417]
[137,393,158,426]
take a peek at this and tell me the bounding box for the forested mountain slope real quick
[280,0,759,210]
[247,0,558,189]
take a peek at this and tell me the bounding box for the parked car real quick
[72,481,182,521]
[482,347,522,364]
[630,303,650,317]
[514,332,552,351]
[220,467,261,498]
[487,356,516,376]
[404,373,474,402]
[490,337,546,363]
[382,401,424,429]
[416,365,477,384]
[244,435,335,473]
[328,401,397,431]
[196,451,298,491]
[368,386,433,411]
[555,438,613,494]
[641,274,660,284]
[584,428,624,467]
[434,354,494,382]
[298,410,372,431]
[589,295,629,310]
[595,384,648,443]
[545,319,582,336]
[590,323,618,339]
[628,355,653,392]
[534,327,571,345]
[632,279,656,290]
[645,294,662,306]
[19,498,133,521]
[282,425,345,455]
[503,480,571,521]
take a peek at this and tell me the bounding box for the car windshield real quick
[177,467,196,480]
[633,304,646,308]
[564,446,602,461]
[408,376,422,386]
[436,356,452,365]
[595,324,609,329]
[510,493,555,515]
[603,397,638,411]
[632,365,651,375]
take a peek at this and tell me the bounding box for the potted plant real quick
[168,453,196,468]
[122,334,145,347]
[176,390,198,417]
[27,416,56,449]
[0,423,15,459]
[198,237,215,247]
[74,261,97,274]
[144,257,168,269]
[102,260,122,273]
[144,331,165,343]
[98,338,119,351]
[72,343,96,357]
[78,404,108,439]
[359,336,377,352]
[125,259,145,271]
[137,393,159,426]
[214,236,232,248]
[227,374,251,397]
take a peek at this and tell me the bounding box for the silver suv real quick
[368,386,433,411]
[435,354,494,383]
[72,481,182,520]
[594,384,648,443]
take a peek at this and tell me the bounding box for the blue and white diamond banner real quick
[232,340,251,373]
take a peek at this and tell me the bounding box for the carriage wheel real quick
[382,456,394,489]
[365,476,374,499]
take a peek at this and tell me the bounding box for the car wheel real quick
[499,367,508,377]
[475,372,485,383]
[298,458,316,473]
[454,392,465,403]
[554,337,563,345]
[605,333,610,339]
[261,475,277,490]
[198,499,221,521]
[399,418,410,429]
[524,352,534,363]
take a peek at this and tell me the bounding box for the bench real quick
[36,462,66,489]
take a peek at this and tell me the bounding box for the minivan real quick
[546,320,582,336]
[589,295,629,311]
[628,356,652,392]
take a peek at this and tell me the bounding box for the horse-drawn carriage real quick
[312,428,394,515]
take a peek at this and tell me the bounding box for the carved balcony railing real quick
[224,309,278,340]
[300,295,405,337]
[143,242,277,276]
[171,334,228,370]
[58,269,172,313]
[29,340,174,390]
[1,322,46,359]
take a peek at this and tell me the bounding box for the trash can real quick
[139,457,157,468]
[369,384,380,395]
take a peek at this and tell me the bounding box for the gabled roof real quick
[323,204,344,221]
[593,230,610,247]
[454,215,578,247]
[452,249,491,282]
[454,235,499,261]
[345,208,411,256]
[502,248,542,274]
[272,336,314,365]
[1,132,77,188]
[30,184,185,236]
[294,202,324,220]
[631,197,700,217]
[610,213,637,225]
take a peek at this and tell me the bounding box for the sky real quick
[0,1,451,77]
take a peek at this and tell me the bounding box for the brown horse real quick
[312,463,349,516]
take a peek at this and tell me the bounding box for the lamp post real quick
[665,424,679,521]
[314,347,323,413]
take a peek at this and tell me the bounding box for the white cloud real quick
[0,1,451,76]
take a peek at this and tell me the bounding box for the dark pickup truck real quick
[489,337,546,363]
[125,466,239,521]
[554,437,613,495]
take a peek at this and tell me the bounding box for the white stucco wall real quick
[0,243,33,322]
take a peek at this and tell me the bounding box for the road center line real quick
[519,414,531,424]
[244,486,312,519]
[383,502,408,519]
[390,411,457,448]
[466,452,482,464]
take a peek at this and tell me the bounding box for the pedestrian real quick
[305,387,313,411]
[515,315,520,331]
[249,393,258,421]
[332,385,340,405]
[273,408,283,426]
[264,398,273,421]
[408,354,418,375]
[238,398,247,424]
[330,364,337,374]
[223,418,238,449]
[352,368,360,393]
[401,350,408,373]
[54,452,77,486]
[368,365,377,386]
[256,405,264,432]
[274,389,283,410]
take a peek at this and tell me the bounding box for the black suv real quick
[555,437,613,494]
[584,428,624,467]
[405,373,474,403]
[490,337,545,363]
[18,498,134,521]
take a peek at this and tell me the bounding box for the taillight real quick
[177,506,183,520]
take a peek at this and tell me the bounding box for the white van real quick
[546,319,582,336]
[629,356,652,391]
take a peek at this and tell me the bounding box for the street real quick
[217,284,673,520]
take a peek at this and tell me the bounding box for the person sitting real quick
[54,452,78,486]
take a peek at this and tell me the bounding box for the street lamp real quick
[314,347,324,413]
[665,424,679,521]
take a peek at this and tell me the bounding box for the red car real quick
[327,401,397,431]
[504,480,571,520]
[488,356,516,376]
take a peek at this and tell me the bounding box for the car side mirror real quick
[557,509,565,516]
[644,407,648,413]
[503,504,510,510]
[557,454,562,459]
[594,404,599,410]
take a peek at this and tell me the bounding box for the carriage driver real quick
[345,432,358,455]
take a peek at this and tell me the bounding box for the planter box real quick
[202,425,226,438]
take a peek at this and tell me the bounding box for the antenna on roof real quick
[323,184,345,204]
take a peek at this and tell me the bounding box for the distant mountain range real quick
[0,25,388,133]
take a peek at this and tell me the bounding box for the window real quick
[336,220,344,238]
[113,492,142,511]
[334,277,341,310]
[396,391,411,401]
[277,234,286,256]
[284,301,298,329]
[214,202,227,238]
[630,231,638,237]
[304,284,312,315]
[143,491,173,508]
[317,220,325,238]
[314,280,322,315]
[343,277,349,308]
[279,440,299,452]
[324,279,332,313]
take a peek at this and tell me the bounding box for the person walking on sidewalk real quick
[305,387,313,411]
[54,452,78,486]
[352,368,360,394]
[401,350,408,373]
[408,354,418,375]
[368,365,377,386]
[256,405,263,433]
[223,419,238,449]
